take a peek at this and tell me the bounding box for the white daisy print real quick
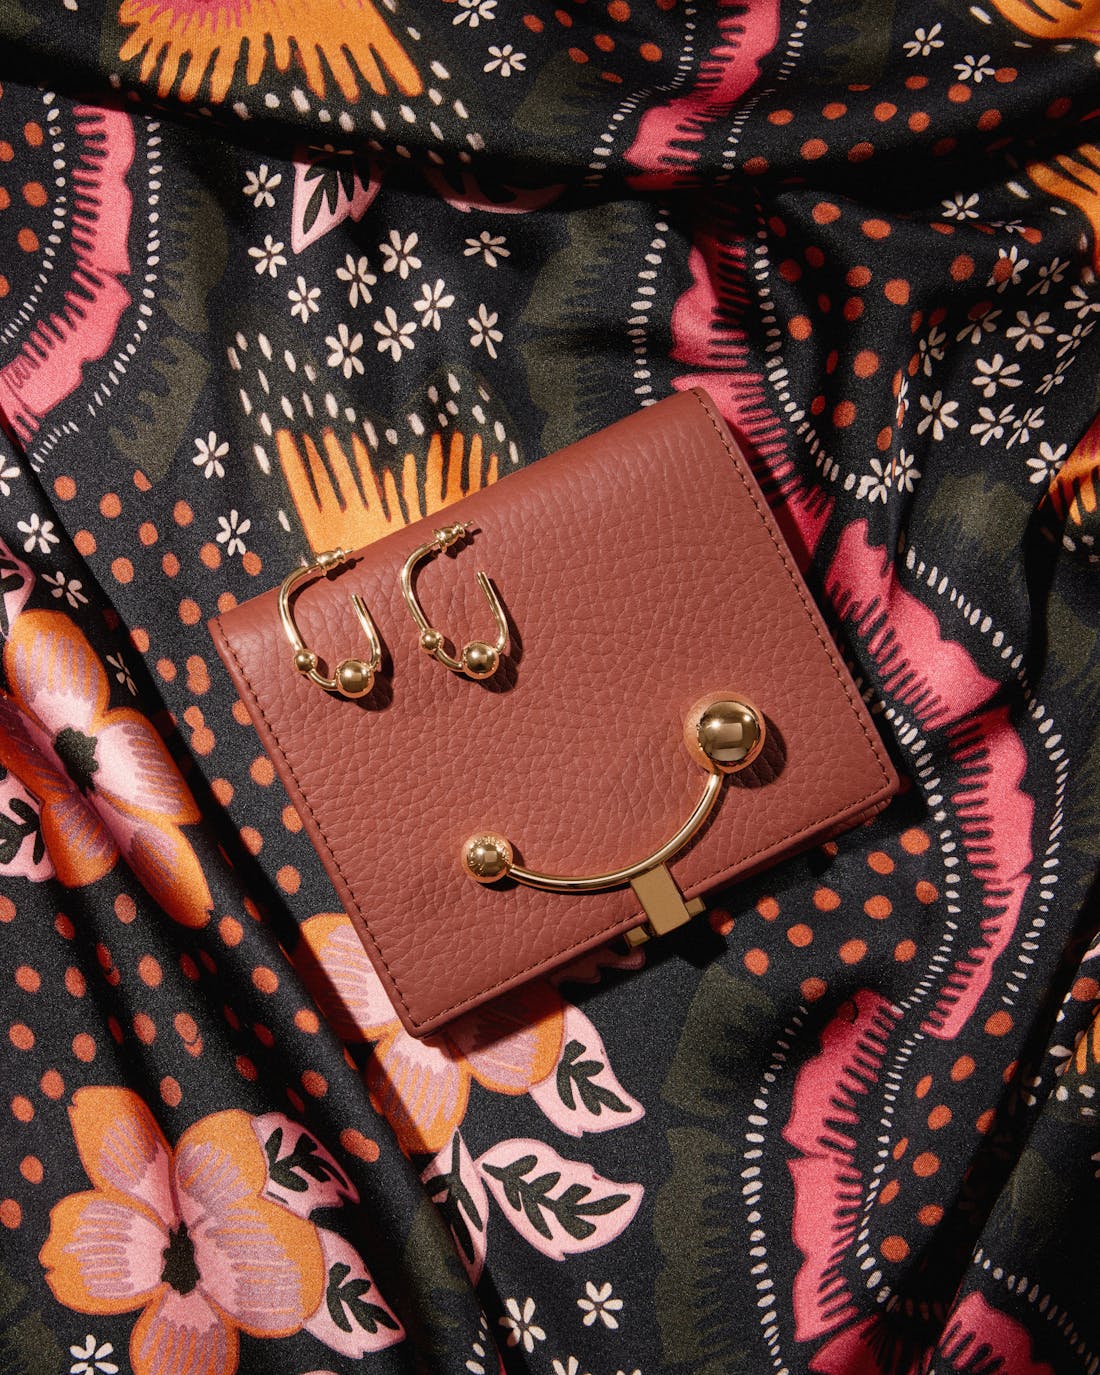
[379,230,422,279]
[336,254,377,307]
[42,570,88,607]
[413,278,455,330]
[288,275,321,323]
[1005,310,1053,351]
[1006,405,1044,448]
[1026,441,1067,484]
[857,457,892,504]
[1029,257,1068,295]
[453,0,496,24]
[484,43,526,76]
[193,431,227,479]
[989,245,1028,292]
[0,460,20,497]
[248,234,286,278]
[971,353,1021,398]
[954,53,994,82]
[577,1279,624,1329]
[469,303,503,358]
[242,163,282,208]
[903,22,943,57]
[325,322,365,378]
[216,510,251,557]
[374,306,417,360]
[957,307,1001,345]
[106,652,136,694]
[916,391,959,441]
[552,1359,590,1375]
[70,1335,118,1375]
[971,404,1016,446]
[941,192,980,221]
[17,513,59,554]
[499,1296,546,1353]
[893,448,921,493]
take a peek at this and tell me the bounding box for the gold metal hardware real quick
[461,694,765,941]
[400,522,508,680]
[278,548,382,699]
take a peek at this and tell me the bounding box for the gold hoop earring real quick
[400,522,508,680]
[278,548,382,699]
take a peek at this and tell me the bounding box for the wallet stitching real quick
[212,394,895,1030]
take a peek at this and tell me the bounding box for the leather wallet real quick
[210,388,898,1036]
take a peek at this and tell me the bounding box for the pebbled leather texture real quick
[210,389,899,1036]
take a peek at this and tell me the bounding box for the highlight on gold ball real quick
[683,693,765,774]
[461,833,515,884]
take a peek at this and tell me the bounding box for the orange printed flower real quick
[116,0,422,104]
[296,914,565,1154]
[40,1089,325,1375]
[0,610,212,925]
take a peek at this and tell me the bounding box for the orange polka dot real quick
[915,1075,932,1100]
[22,182,46,208]
[211,778,234,806]
[768,108,794,126]
[250,757,275,786]
[594,32,614,50]
[862,218,891,240]
[801,138,828,160]
[53,475,77,500]
[199,543,222,570]
[130,628,149,653]
[866,850,893,874]
[0,142,13,162]
[894,940,916,962]
[252,966,279,994]
[523,11,543,28]
[162,552,180,577]
[240,826,263,855]
[186,655,210,695]
[881,1235,909,1261]
[134,1013,156,1045]
[41,1070,64,1099]
[236,1055,258,1081]
[295,1008,321,1034]
[892,1137,908,1160]
[879,1179,900,1204]
[789,315,812,340]
[985,1010,1012,1036]
[744,948,769,975]
[928,1104,952,1129]
[138,521,158,547]
[17,228,38,253]
[242,551,262,577]
[112,557,134,585]
[801,977,827,1002]
[900,828,929,854]
[74,530,96,556]
[156,658,176,683]
[912,1152,939,1177]
[914,880,938,905]
[215,916,242,947]
[978,109,1001,132]
[848,141,874,162]
[9,1023,33,1050]
[843,297,864,322]
[948,83,971,103]
[72,1032,96,1062]
[23,122,44,147]
[908,112,930,133]
[813,887,841,911]
[217,592,238,614]
[1,1200,22,1229]
[282,804,303,833]
[302,1070,328,1097]
[340,1127,380,1161]
[100,493,122,518]
[14,965,40,993]
[12,1096,34,1122]
[918,1203,944,1226]
[708,908,734,937]
[839,939,867,964]
[833,401,856,428]
[811,395,827,416]
[639,42,661,61]
[853,350,879,378]
[976,1108,995,1134]
[254,1022,275,1048]
[133,469,152,492]
[884,279,910,305]
[787,923,813,947]
[813,202,841,225]
[846,266,871,289]
[174,1014,199,1046]
[161,1076,182,1107]
[138,955,163,988]
[864,895,892,919]
[873,102,897,122]
[822,102,846,120]
[876,427,893,451]
[173,500,193,526]
[277,866,301,895]
[114,894,137,924]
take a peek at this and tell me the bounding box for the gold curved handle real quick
[461,695,765,938]
[279,548,382,699]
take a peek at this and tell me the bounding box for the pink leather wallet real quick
[210,389,898,1036]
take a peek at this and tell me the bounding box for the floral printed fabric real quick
[1,1,1100,1372]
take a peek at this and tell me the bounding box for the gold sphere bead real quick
[335,658,374,699]
[420,629,444,654]
[462,834,514,884]
[687,696,765,773]
[462,641,499,679]
[293,649,318,675]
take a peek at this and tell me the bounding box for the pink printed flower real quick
[40,1089,326,1375]
[0,611,211,924]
